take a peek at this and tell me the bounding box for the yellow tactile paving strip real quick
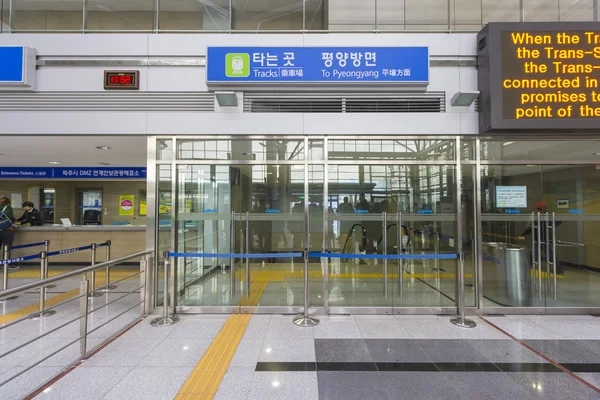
[175,314,252,400]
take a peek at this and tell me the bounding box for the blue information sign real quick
[206,47,429,83]
[0,167,147,179]
[0,47,24,82]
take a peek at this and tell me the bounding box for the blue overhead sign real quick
[0,47,24,82]
[0,167,147,179]
[206,47,429,84]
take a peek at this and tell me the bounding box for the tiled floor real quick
[0,314,593,400]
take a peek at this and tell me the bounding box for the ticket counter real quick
[10,225,146,263]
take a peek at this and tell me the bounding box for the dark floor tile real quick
[507,372,600,400]
[524,340,600,364]
[444,372,538,400]
[315,339,372,363]
[376,362,439,372]
[317,362,377,371]
[436,362,501,372]
[469,340,546,363]
[494,363,561,373]
[255,362,316,372]
[318,371,392,400]
[365,339,432,363]
[561,363,600,373]
[569,340,600,359]
[415,340,492,363]
[381,371,463,400]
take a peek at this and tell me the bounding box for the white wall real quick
[0,33,479,136]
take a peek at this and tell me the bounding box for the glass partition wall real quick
[151,136,600,315]
[2,0,597,33]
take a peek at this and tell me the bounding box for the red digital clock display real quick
[104,71,139,90]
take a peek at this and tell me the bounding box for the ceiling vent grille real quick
[0,92,215,111]
[244,92,445,113]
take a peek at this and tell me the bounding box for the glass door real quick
[326,163,459,312]
[541,165,600,309]
[175,164,242,310]
[480,165,546,309]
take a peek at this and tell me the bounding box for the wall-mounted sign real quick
[478,22,600,132]
[556,199,569,209]
[496,186,527,208]
[104,70,139,90]
[119,195,135,216]
[0,46,37,90]
[206,47,429,85]
[0,167,147,179]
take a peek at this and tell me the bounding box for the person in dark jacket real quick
[16,201,44,226]
[0,197,16,266]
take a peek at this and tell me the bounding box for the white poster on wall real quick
[496,186,527,208]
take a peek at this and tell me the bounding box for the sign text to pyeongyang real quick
[206,47,429,84]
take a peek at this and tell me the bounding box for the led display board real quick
[478,22,600,132]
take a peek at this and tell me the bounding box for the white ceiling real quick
[0,136,147,167]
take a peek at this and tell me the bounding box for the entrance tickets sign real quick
[206,47,429,84]
[478,22,600,132]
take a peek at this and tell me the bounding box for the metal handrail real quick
[0,248,154,394]
[0,249,152,299]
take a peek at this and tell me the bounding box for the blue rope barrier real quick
[168,252,303,259]
[309,252,458,260]
[47,245,93,258]
[167,252,456,260]
[10,241,46,250]
[96,242,110,248]
[0,253,42,265]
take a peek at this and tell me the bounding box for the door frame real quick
[471,136,600,315]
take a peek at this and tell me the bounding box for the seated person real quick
[16,201,44,226]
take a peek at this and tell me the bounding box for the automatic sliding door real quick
[542,165,600,309]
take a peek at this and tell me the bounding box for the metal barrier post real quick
[151,254,179,327]
[382,212,388,299]
[43,240,56,289]
[33,251,56,318]
[230,211,236,298]
[1,245,18,302]
[103,240,117,291]
[79,279,89,358]
[88,243,102,298]
[450,254,476,328]
[140,255,147,317]
[293,250,319,327]
[245,211,250,299]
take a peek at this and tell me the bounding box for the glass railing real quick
[0,0,596,34]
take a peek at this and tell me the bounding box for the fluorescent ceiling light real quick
[451,91,479,107]
[48,161,61,165]
[215,91,238,107]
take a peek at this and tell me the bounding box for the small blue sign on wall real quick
[207,47,429,84]
[0,46,37,90]
[0,47,24,82]
[0,167,147,179]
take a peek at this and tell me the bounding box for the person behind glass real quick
[337,197,354,249]
[0,197,16,268]
[16,201,44,226]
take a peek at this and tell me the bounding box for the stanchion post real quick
[44,240,50,254]
[33,251,55,318]
[88,243,102,298]
[102,240,117,291]
[79,279,89,358]
[293,250,319,327]
[245,211,250,299]
[1,246,18,302]
[383,212,388,299]
[151,253,179,327]
[230,211,235,299]
[3,245,10,264]
[450,252,476,328]
[43,241,57,289]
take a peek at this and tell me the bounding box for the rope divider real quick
[168,252,458,260]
